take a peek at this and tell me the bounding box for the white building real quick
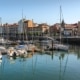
[18,19,26,34]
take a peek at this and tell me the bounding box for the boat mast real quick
[22,9,24,41]
[32,19,33,42]
[60,5,62,43]
[0,17,2,37]
[24,16,28,41]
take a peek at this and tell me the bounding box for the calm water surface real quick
[0,45,80,80]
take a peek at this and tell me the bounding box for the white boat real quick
[0,46,7,54]
[15,45,28,57]
[53,43,69,51]
[7,47,18,57]
[47,6,69,51]
[41,40,69,51]
[27,44,36,52]
[0,37,7,44]
[0,52,2,59]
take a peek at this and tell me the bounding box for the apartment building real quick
[24,21,49,35]
[9,23,18,40]
[63,23,78,36]
[2,23,18,40]
[49,23,78,37]
[38,23,49,37]
[49,23,60,37]
[0,24,3,37]
[78,21,80,36]
[2,23,9,39]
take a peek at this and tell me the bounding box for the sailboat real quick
[15,12,28,57]
[43,6,69,51]
[53,6,69,51]
[0,17,7,54]
[45,6,69,51]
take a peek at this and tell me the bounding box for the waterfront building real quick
[18,19,27,40]
[38,23,49,35]
[49,23,60,37]
[2,23,9,39]
[2,23,18,40]
[49,23,78,37]
[78,21,80,36]
[24,20,49,40]
[18,19,26,34]
[23,19,34,40]
[9,23,18,40]
[0,23,3,37]
[64,23,78,36]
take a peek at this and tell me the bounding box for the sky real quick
[0,0,80,25]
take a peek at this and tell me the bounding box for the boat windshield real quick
[16,45,25,49]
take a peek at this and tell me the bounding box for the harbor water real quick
[0,45,80,80]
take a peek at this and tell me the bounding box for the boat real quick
[55,5,69,51]
[39,39,69,51]
[15,16,28,56]
[26,41,36,52]
[7,47,18,57]
[0,38,7,54]
[0,37,7,45]
[15,45,28,57]
[47,5,69,51]
[53,43,69,51]
[0,46,7,54]
[0,52,2,59]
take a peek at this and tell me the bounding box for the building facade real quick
[2,23,18,40]
[78,21,80,36]
[0,24,3,37]
[49,23,78,37]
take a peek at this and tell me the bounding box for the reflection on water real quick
[0,45,80,80]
